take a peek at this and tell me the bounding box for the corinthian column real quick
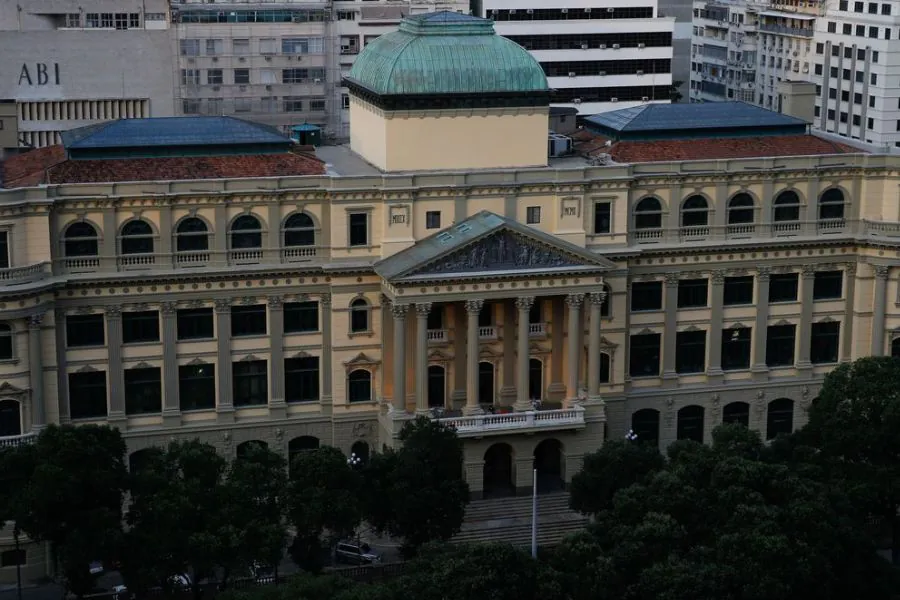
[514,296,534,411]
[415,303,431,414]
[391,303,408,412]
[565,294,584,405]
[464,299,484,415]
[28,313,45,430]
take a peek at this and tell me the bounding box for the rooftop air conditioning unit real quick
[584,7,591,12]
[568,71,577,77]
[265,84,272,90]
[581,43,588,49]
[599,43,607,49]
[612,43,620,49]
[638,43,646,48]
[187,57,195,63]
[238,56,246,62]
[212,57,218,62]
[611,97,618,102]
[598,70,607,75]
[314,78,322,83]
[509,9,516,14]
[561,8,568,12]
[573,98,582,104]
[239,85,247,91]
[212,85,220,91]
[265,56,272,61]
[607,7,614,12]
[636,70,644,75]
[527,8,533,13]
[642,96,649,101]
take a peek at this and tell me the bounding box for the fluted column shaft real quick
[662,274,679,380]
[797,266,816,368]
[269,296,285,404]
[415,303,431,413]
[28,313,45,429]
[707,271,725,376]
[215,299,234,418]
[515,296,534,410]
[587,292,605,398]
[752,268,771,374]
[873,266,889,355]
[106,306,125,420]
[565,294,584,403]
[161,302,180,420]
[391,303,408,412]
[465,299,484,415]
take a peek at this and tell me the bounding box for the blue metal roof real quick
[583,102,809,133]
[61,116,291,150]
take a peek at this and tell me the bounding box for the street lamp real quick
[347,453,362,467]
[625,430,638,441]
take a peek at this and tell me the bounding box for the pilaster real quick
[661,274,679,386]
[54,309,70,424]
[320,293,333,412]
[872,265,889,356]
[565,293,584,405]
[587,291,605,402]
[707,270,725,382]
[841,263,857,362]
[391,302,409,413]
[161,302,180,427]
[751,268,771,379]
[796,265,815,371]
[106,305,126,427]
[28,313,45,430]
[415,302,432,414]
[215,299,234,423]
[268,296,286,419]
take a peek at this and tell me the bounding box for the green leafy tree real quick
[13,425,127,598]
[669,80,684,103]
[553,423,897,600]
[364,417,469,555]
[803,356,900,563]
[122,440,231,599]
[568,438,664,516]
[286,446,362,572]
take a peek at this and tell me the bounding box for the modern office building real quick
[0,0,176,148]
[2,10,898,582]
[474,0,676,115]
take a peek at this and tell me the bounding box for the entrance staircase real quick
[453,492,589,548]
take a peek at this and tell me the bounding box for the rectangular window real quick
[65,13,81,27]
[526,206,542,224]
[207,69,223,85]
[284,301,319,333]
[66,314,105,347]
[631,281,663,311]
[723,276,754,305]
[234,69,250,84]
[282,37,324,54]
[233,39,250,54]
[426,211,441,230]
[182,99,201,115]
[179,364,216,411]
[181,69,200,85]
[883,3,892,14]
[629,333,661,377]
[766,324,796,367]
[285,356,320,403]
[813,270,843,300]
[259,38,277,54]
[231,305,267,337]
[309,99,326,112]
[349,212,368,246]
[206,39,223,55]
[0,232,10,269]
[0,549,25,567]
[843,23,852,34]
[180,39,200,56]
[769,273,799,303]
[124,367,162,415]
[233,360,268,407]
[811,322,840,364]
[176,307,214,340]
[101,13,113,27]
[283,68,309,83]
[122,311,159,344]
[814,63,823,75]
[69,371,107,419]
[677,278,708,308]
[675,330,706,374]
[283,97,303,112]
[827,21,837,32]
[722,327,752,370]
[593,202,611,234]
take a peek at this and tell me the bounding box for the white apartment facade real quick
[691,0,900,148]
[0,0,175,148]
[475,0,676,115]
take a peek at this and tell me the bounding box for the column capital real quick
[711,270,726,286]
[214,298,231,313]
[843,261,858,276]
[28,313,44,329]
[268,295,284,309]
[464,299,484,314]
[105,305,123,319]
[801,265,817,279]
[757,267,771,282]
[415,302,432,317]
[565,293,584,308]
[161,301,178,316]
[875,265,890,280]
[663,273,679,287]
[588,291,606,306]
[320,293,332,307]
[391,303,410,319]
[514,296,535,310]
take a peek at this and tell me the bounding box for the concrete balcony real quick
[437,406,586,438]
[427,329,449,344]
[478,326,498,341]
[0,432,36,449]
[0,262,52,285]
[528,323,546,338]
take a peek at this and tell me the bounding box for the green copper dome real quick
[345,11,549,97]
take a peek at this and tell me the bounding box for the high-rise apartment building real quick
[475,0,676,115]
[690,0,900,148]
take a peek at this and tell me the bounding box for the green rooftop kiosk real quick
[291,124,322,147]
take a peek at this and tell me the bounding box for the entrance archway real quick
[482,443,514,498]
[350,440,370,464]
[427,365,445,408]
[722,401,750,426]
[478,362,495,406]
[288,435,320,475]
[533,438,564,493]
[236,440,268,460]
[528,358,543,402]
[0,400,21,437]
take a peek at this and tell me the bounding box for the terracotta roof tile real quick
[604,135,862,164]
[2,146,325,188]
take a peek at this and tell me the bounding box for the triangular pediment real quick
[343,352,380,367]
[374,211,616,282]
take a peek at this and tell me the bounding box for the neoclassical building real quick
[1,11,899,580]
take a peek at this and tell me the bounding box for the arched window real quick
[677,405,705,442]
[681,195,709,227]
[727,193,754,225]
[175,217,209,252]
[348,369,372,403]
[63,222,100,257]
[773,190,801,222]
[631,409,660,445]
[892,337,900,358]
[766,398,794,440]
[350,440,370,464]
[634,197,663,230]
[350,298,369,333]
[600,284,611,318]
[230,215,263,249]
[0,323,13,360]
[599,352,611,383]
[818,188,845,220]
[120,220,154,255]
[0,399,21,437]
[722,401,749,426]
[284,213,316,247]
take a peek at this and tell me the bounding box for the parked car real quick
[334,541,382,566]
[112,573,192,600]
[250,563,276,584]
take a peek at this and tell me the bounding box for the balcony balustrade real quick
[528,323,546,338]
[436,406,586,438]
[0,262,52,284]
[0,432,36,449]
[478,325,498,340]
[427,329,448,344]
[628,219,855,245]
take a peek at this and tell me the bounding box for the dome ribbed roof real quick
[345,11,548,96]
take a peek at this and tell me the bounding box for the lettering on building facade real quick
[18,63,61,86]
